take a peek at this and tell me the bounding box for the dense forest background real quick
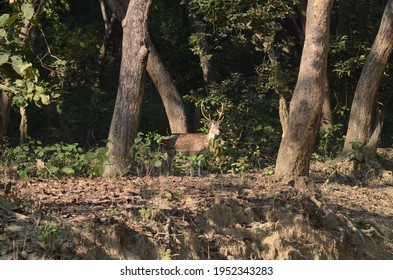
[1,0,393,178]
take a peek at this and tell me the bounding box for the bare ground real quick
[0,159,392,260]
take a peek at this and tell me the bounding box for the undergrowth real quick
[0,139,108,179]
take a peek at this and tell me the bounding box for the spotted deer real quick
[160,102,224,175]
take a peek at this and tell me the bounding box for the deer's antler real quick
[201,101,225,123]
[200,100,212,122]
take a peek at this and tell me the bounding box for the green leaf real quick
[97,147,108,155]
[40,94,50,105]
[0,53,9,66]
[61,166,75,175]
[134,136,143,144]
[0,29,7,39]
[355,153,363,162]
[7,14,18,26]
[48,165,59,174]
[154,160,162,168]
[93,164,105,176]
[11,55,23,75]
[18,62,32,74]
[0,14,9,27]
[21,3,34,20]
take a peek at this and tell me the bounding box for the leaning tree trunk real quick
[104,0,152,176]
[146,36,188,133]
[275,0,334,179]
[105,0,188,133]
[343,0,393,159]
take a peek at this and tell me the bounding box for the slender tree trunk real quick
[320,80,333,135]
[96,0,116,87]
[0,93,11,146]
[104,0,152,176]
[19,107,27,143]
[105,0,188,133]
[16,0,47,143]
[275,0,334,179]
[279,94,289,137]
[343,0,393,159]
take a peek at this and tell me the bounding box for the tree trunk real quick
[19,107,28,144]
[105,0,188,133]
[96,0,116,87]
[320,79,333,137]
[104,0,152,176]
[0,93,11,146]
[275,0,334,179]
[279,94,289,137]
[146,36,188,133]
[295,0,334,138]
[342,0,393,159]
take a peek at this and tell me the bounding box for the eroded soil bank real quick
[1,171,392,260]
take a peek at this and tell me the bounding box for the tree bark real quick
[0,93,11,145]
[105,0,188,133]
[19,107,27,143]
[320,79,333,136]
[146,35,188,133]
[104,0,152,176]
[342,0,393,159]
[295,0,334,138]
[275,0,334,179]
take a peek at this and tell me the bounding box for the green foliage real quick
[349,141,365,163]
[316,123,345,160]
[130,132,165,176]
[0,1,53,109]
[2,139,108,178]
[187,73,280,173]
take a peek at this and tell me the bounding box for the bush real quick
[1,139,108,178]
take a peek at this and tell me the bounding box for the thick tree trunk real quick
[275,0,334,179]
[105,0,188,133]
[104,0,152,176]
[295,0,334,137]
[342,0,393,159]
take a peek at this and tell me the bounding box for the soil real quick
[1,155,392,260]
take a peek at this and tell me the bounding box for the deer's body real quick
[160,104,223,175]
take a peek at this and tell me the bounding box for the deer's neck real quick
[208,131,217,140]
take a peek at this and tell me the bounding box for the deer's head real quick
[201,101,224,140]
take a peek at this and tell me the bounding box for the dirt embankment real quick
[1,170,392,260]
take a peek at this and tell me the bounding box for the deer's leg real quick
[167,150,175,175]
